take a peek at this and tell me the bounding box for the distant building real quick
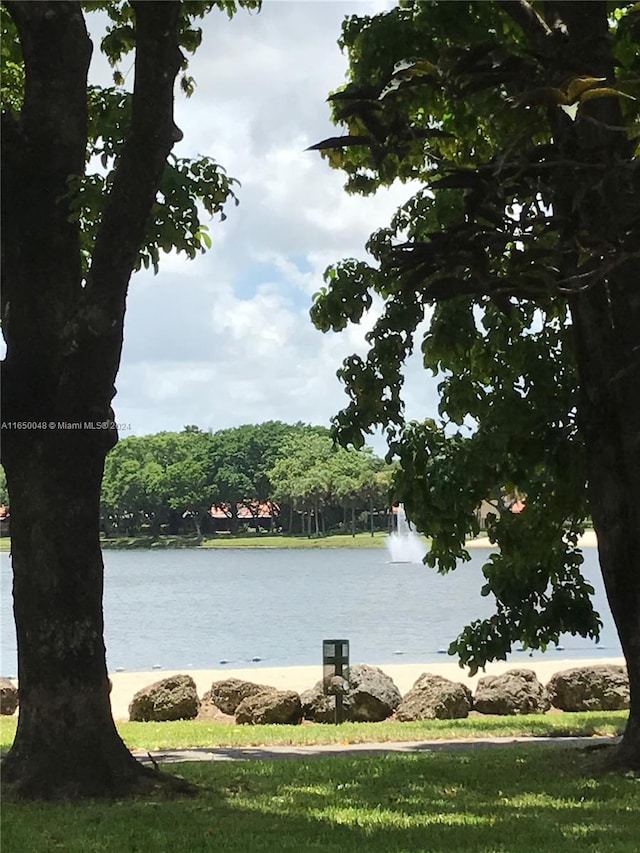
[475,496,525,529]
[208,501,280,532]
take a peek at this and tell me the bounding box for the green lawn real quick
[0,711,628,753]
[97,531,396,549]
[0,532,397,552]
[2,747,638,852]
[2,530,488,551]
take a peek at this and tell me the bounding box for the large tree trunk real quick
[1,432,183,797]
[541,2,640,770]
[570,266,640,770]
[1,1,192,797]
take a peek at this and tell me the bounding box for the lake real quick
[0,546,621,676]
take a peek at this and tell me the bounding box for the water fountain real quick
[386,504,427,564]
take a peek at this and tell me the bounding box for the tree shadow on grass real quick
[2,746,638,853]
[133,734,621,764]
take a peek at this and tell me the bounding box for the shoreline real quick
[107,655,622,720]
[0,530,598,553]
[464,529,597,549]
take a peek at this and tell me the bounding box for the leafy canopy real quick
[99,423,391,535]
[0,0,261,275]
[311,0,640,672]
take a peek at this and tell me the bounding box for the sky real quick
[94,0,441,451]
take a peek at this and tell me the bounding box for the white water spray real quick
[386,504,426,564]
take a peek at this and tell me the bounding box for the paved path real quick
[133,735,620,765]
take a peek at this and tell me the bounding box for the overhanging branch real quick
[496,0,552,46]
[65,1,183,408]
[85,1,183,312]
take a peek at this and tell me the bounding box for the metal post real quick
[322,639,350,725]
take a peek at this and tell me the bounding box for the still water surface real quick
[0,547,621,675]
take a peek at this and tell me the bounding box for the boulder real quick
[396,673,473,721]
[235,688,302,725]
[301,664,401,723]
[197,698,235,723]
[0,677,18,715]
[203,678,271,715]
[547,665,630,711]
[348,664,402,722]
[474,669,550,715]
[128,674,200,722]
[301,681,354,723]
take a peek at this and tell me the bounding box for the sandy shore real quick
[109,654,622,721]
[4,530,604,720]
[465,530,597,549]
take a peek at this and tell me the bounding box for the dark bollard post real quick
[322,639,349,724]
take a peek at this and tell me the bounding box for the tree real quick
[207,422,302,531]
[158,430,213,537]
[0,0,259,798]
[101,429,213,537]
[311,1,639,768]
[268,428,390,536]
[269,430,334,535]
[100,437,151,536]
[329,444,386,535]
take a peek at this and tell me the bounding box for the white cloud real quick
[90,1,441,450]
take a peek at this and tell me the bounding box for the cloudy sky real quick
[92,0,441,450]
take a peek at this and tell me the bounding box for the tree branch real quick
[63,1,184,414]
[3,2,90,194]
[86,1,183,308]
[496,0,552,47]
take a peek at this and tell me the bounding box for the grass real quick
[95,531,395,549]
[0,711,628,753]
[1,531,410,551]
[2,530,492,551]
[119,711,628,750]
[2,530,491,551]
[2,747,639,852]
[0,532,393,551]
[199,532,394,549]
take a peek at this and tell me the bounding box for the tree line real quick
[100,422,394,538]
